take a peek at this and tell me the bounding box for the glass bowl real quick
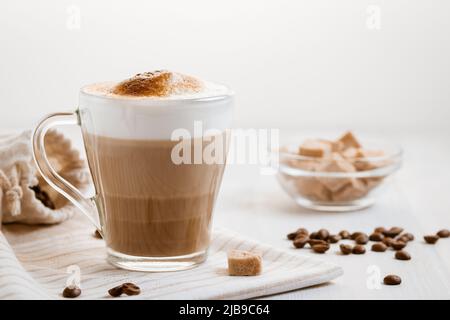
[273,140,402,212]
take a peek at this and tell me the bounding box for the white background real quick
[1,0,449,133]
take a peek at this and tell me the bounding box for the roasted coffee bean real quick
[371,243,387,252]
[339,230,351,239]
[384,275,401,285]
[355,234,369,245]
[351,232,365,240]
[309,232,319,240]
[382,237,394,247]
[328,235,341,243]
[287,232,298,240]
[94,229,102,239]
[437,229,450,238]
[391,241,407,251]
[62,285,81,298]
[108,285,124,297]
[352,245,366,254]
[339,244,353,255]
[308,239,327,246]
[383,227,403,238]
[122,283,141,296]
[369,232,384,242]
[312,244,330,254]
[318,229,329,241]
[424,235,439,244]
[395,250,411,261]
[296,228,309,236]
[401,233,415,242]
[374,227,386,233]
[293,236,309,249]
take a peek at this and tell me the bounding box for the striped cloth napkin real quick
[0,216,342,300]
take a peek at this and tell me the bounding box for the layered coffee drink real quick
[79,71,232,268]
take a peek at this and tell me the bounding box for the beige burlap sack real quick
[0,130,90,225]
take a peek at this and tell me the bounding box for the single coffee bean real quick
[122,283,141,296]
[339,230,351,239]
[328,235,341,243]
[401,232,415,241]
[424,235,439,244]
[94,229,102,239]
[108,285,124,297]
[382,237,394,247]
[437,229,450,238]
[351,232,364,240]
[340,244,353,255]
[309,232,319,240]
[383,227,403,238]
[318,229,330,241]
[391,241,407,251]
[293,236,309,248]
[355,234,369,245]
[371,243,387,252]
[369,232,384,242]
[296,228,309,236]
[312,244,330,254]
[384,275,401,285]
[308,239,327,246]
[374,227,386,233]
[287,232,297,240]
[62,285,81,298]
[352,245,366,254]
[395,250,411,261]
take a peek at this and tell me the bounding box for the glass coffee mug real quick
[32,83,233,271]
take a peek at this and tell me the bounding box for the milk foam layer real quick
[78,71,233,140]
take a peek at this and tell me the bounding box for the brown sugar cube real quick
[299,139,332,158]
[337,131,361,150]
[316,153,356,192]
[332,178,368,202]
[319,139,344,152]
[363,176,385,191]
[294,177,332,202]
[353,149,386,171]
[227,250,262,276]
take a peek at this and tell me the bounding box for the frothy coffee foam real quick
[83,70,229,100]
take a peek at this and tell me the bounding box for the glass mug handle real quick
[31,111,101,230]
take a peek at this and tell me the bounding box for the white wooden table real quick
[213,130,450,299]
[27,128,450,299]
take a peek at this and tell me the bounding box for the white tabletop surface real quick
[25,128,450,299]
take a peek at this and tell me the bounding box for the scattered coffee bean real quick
[287,232,297,240]
[339,230,351,239]
[369,232,384,242]
[382,237,394,247]
[374,227,386,233]
[296,228,309,236]
[94,229,102,239]
[62,285,81,298]
[108,285,124,297]
[371,243,387,252]
[437,229,450,238]
[318,229,330,241]
[384,275,401,285]
[383,227,403,238]
[391,241,407,251]
[312,244,330,253]
[122,283,141,296]
[355,234,369,245]
[293,236,309,248]
[352,245,366,254]
[424,235,439,244]
[328,235,341,243]
[400,233,415,242]
[351,232,365,240]
[309,232,319,240]
[340,244,353,255]
[308,239,327,247]
[395,250,411,261]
